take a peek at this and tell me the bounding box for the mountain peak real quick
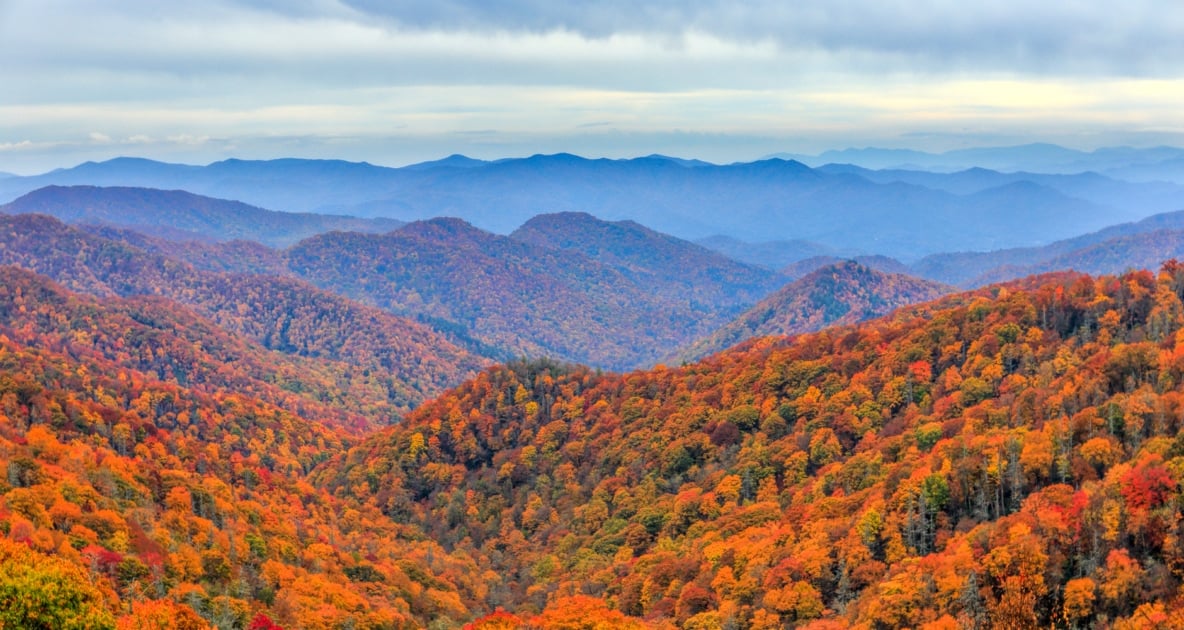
[399,216,489,241]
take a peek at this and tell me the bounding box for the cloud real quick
[1,0,1183,173]
[326,0,1184,77]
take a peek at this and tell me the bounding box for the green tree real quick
[0,539,115,629]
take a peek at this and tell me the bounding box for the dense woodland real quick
[0,267,483,629]
[0,214,489,417]
[7,184,1184,628]
[7,246,1184,626]
[677,261,951,362]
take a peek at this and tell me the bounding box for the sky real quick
[2,0,1184,174]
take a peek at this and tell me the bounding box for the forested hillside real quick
[320,263,1184,628]
[0,267,484,628]
[678,262,950,362]
[8,211,1184,627]
[0,214,488,416]
[286,217,740,370]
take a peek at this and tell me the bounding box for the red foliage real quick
[1122,460,1177,511]
[247,613,284,630]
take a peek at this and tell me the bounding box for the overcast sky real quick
[2,0,1183,173]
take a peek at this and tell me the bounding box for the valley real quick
[2,148,1184,629]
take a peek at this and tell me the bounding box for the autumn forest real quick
[5,173,1184,630]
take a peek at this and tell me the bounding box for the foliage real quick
[286,217,773,370]
[321,261,1184,626]
[0,267,479,628]
[0,537,116,629]
[0,214,488,418]
[679,260,950,361]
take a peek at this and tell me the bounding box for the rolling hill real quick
[676,261,950,361]
[914,206,1184,286]
[318,262,1184,627]
[0,185,404,247]
[284,217,727,370]
[509,212,784,308]
[967,229,1184,287]
[0,214,489,416]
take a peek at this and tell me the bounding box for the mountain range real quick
[6,150,1182,258]
[7,149,1184,627]
[0,198,790,371]
[772,143,1184,179]
[0,214,488,417]
[913,206,1184,286]
[0,185,404,247]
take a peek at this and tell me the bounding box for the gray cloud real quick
[325,0,1184,77]
[1,0,1182,173]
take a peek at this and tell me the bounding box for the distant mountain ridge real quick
[2,151,1174,257]
[773,143,1184,178]
[694,235,841,269]
[913,206,1184,286]
[0,185,404,247]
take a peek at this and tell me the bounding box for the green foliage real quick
[0,539,115,630]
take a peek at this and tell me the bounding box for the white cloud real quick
[1,0,1183,172]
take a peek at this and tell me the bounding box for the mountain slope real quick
[678,261,950,361]
[510,212,784,308]
[0,266,483,628]
[915,206,1184,286]
[320,263,1184,627]
[0,214,488,415]
[0,185,404,247]
[969,228,1184,286]
[285,217,719,370]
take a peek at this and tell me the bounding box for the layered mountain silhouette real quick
[914,206,1184,286]
[3,152,1173,257]
[8,154,1184,626]
[0,185,404,247]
